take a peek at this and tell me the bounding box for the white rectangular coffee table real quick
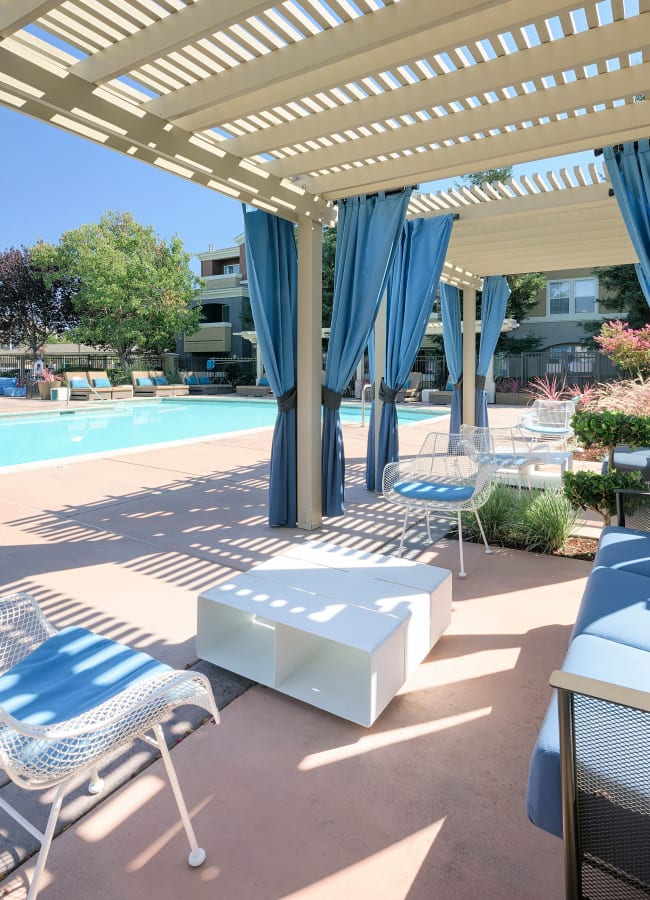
[197,541,451,726]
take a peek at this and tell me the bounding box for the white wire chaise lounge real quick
[0,591,219,900]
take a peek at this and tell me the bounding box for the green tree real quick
[455,166,514,190]
[579,265,650,341]
[0,244,78,355]
[55,211,201,368]
[495,272,546,352]
[322,225,336,328]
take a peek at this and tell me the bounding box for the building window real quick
[200,303,230,323]
[223,264,240,275]
[547,277,597,316]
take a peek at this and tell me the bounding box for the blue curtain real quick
[475,275,510,427]
[441,283,463,434]
[365,215,454,489]
[604,140,650,304]
[322,189,412,516]
[243,207,298,527]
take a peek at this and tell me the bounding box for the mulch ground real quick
[554,535,598,561]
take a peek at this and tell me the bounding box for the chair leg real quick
[88,766,104,795]
[27,782,66,900]
[457,511,466,578]
[154,724,206,868]
[474,510,493,557]
[397,509,409,557]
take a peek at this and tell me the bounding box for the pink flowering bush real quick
[595,320,650,377]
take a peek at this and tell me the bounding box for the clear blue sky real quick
[0,104,601,274]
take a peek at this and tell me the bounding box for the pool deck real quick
[0,397,598,899]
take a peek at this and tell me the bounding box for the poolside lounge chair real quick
[87,371,134,400]
[184,372,231,395]
[0,591,219,900]
[235,376,274,398]
[395,372,422,403]
[131,370,188,397]
[66,370,111,401]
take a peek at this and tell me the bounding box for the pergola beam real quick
[0,1,59,35]
[306,101,650,199]
[262,56,650,179]
[155,0,583,130]
[72,1,275,84]
[229,14,649,162]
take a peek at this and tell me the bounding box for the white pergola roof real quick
[0,0,648,284]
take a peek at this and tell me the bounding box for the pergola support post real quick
[297,217,322,530]
[462,287,476,426]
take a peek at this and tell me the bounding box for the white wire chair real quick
[382,432,497,577]
[518,399,576,450]
[460,424,550,489]
[0,592,220,900]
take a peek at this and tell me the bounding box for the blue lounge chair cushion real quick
[569,566,650,649]
[185,375,198,385]
[527,633,650,838]
[198,376,211,385]
[0,626,170,726]
[394,481,474,502]
[259,376,269,386]
[136,377,153,386]
[91,377,111,388]
[521,424,570,435]
[70,377,91,388]
[153,376,168,385]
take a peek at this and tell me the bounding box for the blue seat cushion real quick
[394,481,474,502]
[91,377,111,388]
[570,566,650,649]
[527,633,650,838]
[0,626,170,726]
[185,375,198,385]
[70,377,91,389]
[136,377,153,386]
[198,376,211,385]
[153,376,168,385]
[594,526,650,579]
[521,424,570,435]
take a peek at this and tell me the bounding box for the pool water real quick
[0,398,443,471]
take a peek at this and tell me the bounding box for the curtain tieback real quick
[379,378,399,404]
[453,378,463,390]
[475,375,487,390]
[276,385,297,412]
[322,386,343,410]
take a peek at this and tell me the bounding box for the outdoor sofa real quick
[66,371,134,401]
[183,372,233,395]
[527,488,650,895]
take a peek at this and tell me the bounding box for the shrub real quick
[521,489,577,553]
[460,484,577,554]
[595,320,650,377]
[572,409,650,472]
[495,377,523,394]
[562,469,646,526]
[578,375,650,416]
[523,374,570,401]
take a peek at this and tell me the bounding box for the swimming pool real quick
[0,398,444,471]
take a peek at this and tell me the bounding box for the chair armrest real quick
[0,592,57,675]
[614,489,650,530]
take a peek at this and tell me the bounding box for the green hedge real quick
[562,469,645,526]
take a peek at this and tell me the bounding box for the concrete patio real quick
[0,398,595,899]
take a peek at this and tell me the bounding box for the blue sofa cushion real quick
[527,633,650,838]
[70,377,90,389]
[153,376,168,385]
[569,566,650,650]
[198,376,211,385]
[393,481,474,502]
[91,377,111,388]
[0,626,170,726]
[136,377,152,386]
[594,526,650,579]
[185,375,198,385]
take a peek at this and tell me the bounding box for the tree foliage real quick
[594,319,650,376]
[55,211,201,368]
[455,166,514,189]
[579,265,650,341]
[321,225,336,328]
[0,244,78,355]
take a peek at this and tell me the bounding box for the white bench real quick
[197,541,451,726]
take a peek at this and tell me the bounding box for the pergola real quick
[0,0,647,527]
